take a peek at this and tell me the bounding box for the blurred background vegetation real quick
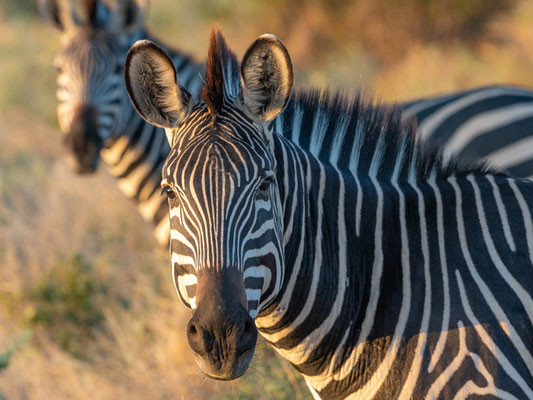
[1,0,533,398]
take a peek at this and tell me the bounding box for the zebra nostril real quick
[187,320,206,355]
[237,318,257,354]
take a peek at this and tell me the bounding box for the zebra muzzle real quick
[186,268,258,380]
[64,104,102,173]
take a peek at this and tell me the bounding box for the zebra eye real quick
[259,177,274,192]
[163,186,176,200]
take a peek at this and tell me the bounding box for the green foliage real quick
[0,330,31,372]
[0,330,31,400]
[21,253,107,357]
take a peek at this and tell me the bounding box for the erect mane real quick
[201,26,240,115]
[276,89,498,180]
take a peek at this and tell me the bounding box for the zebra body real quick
[39,0,203,243]
[403,85,533,178]
[258,129,533,398]
[124,29,533,398]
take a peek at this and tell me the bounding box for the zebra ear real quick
[112,0,148,33]
[240,34,293,122]
[85,0,111,28]
[125,40,190,130]
[37,0,78,31]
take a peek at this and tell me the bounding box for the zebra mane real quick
[201,26,240,115]
[199,29,496,180]
[278,90,497,180]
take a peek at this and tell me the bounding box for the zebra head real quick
[38,0,147,173]
[125,28,293,380]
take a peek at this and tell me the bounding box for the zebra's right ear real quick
[240,34,293,122]
[125,40,191,131]
[112,0,148,33]
[37,0,78,31]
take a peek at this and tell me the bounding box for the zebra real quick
[38,0,203,244]
[402,86,533,178]
[40,2,533,254]
[124,27,533,398]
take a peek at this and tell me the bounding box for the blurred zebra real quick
[403,85,533,178]
[124,28,533,399]
[38,0,203,244]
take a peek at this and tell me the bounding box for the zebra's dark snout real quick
[187,268,258,380]
[64,104,102,173]
[187,308,257,354]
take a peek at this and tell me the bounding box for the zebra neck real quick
[256,134,454,395]
[100,112,170,245]
[256,135,371,375]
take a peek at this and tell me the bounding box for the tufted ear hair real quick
[240,34,293,122]
[37,0,79,31]
[125,40,191,133]
[111,0,148,33]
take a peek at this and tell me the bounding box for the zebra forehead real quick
[62,24,126,52]
[165,120,272,166]
[162,142,262,184]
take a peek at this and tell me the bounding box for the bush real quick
[19,253,107,357]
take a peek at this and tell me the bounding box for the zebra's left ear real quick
[125,40,191,132]
[240,34,293,122]
[112,0,148,33]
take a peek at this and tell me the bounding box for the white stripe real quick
[487,175,516,251]
[246,289,262,302]
[402,91,462,118]
[398,182,432,400]
[181,274,197,286]
[427,178,451,373]
[243,266,265,279]
[508,179,533,265]
[490,135,533,170]
[418,87,520,140]
[172,253,195,268]
[446,103,533,154]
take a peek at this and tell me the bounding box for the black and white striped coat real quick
[403,85,533,178]
[124,28,533,399]
[41,1,533,252]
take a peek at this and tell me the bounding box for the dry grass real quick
[0,109,216,399]
[2,0,533,399]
